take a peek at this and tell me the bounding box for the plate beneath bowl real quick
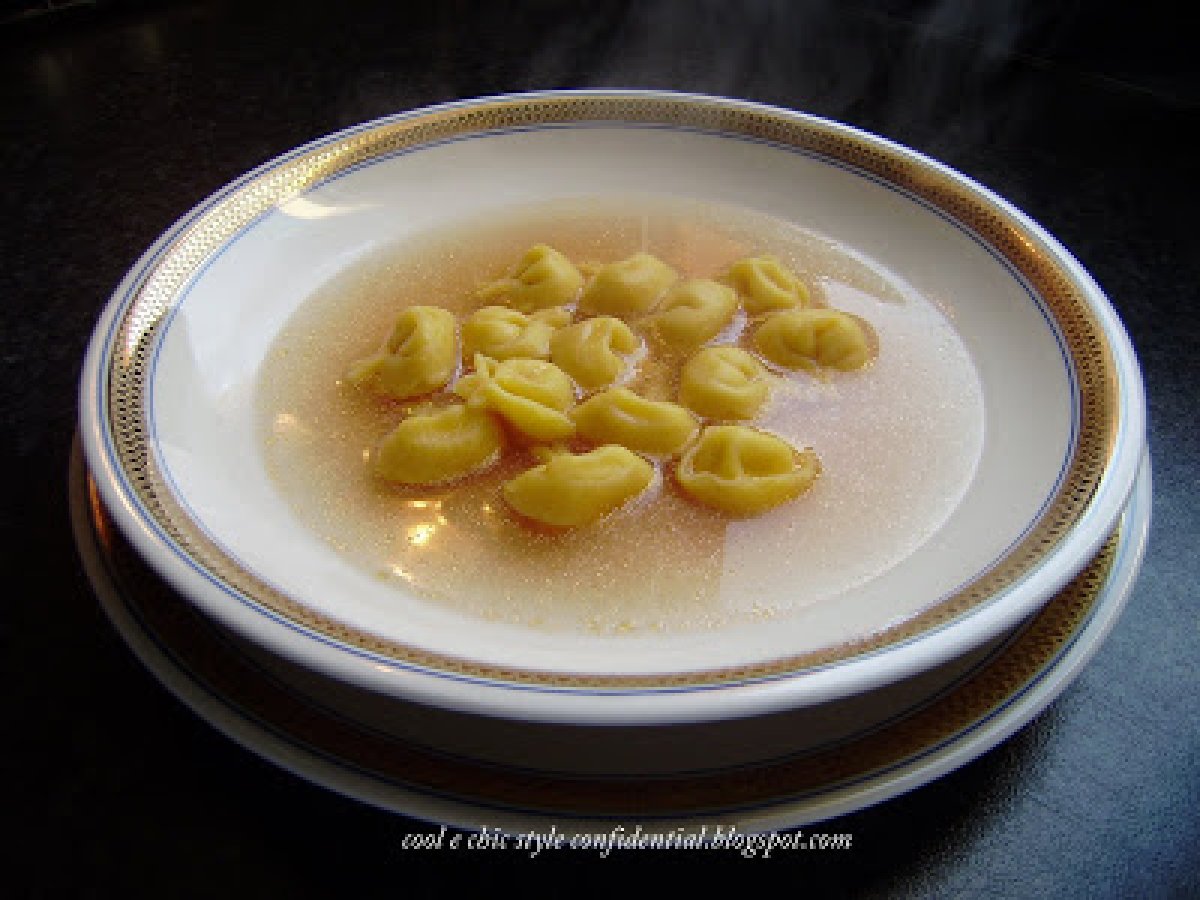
[70,439,1150,831]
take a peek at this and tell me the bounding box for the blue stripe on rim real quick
[100,113,1081,696]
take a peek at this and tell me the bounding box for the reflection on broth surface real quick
[257,197,984,633]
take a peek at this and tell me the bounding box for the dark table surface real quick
[4,1,1197,895]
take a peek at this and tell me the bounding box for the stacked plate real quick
[75,91,1148,833]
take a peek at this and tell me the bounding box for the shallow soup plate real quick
[79,91,1145,731]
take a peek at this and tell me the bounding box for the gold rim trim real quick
[92,473,1119,817]
[105,94,1121,687]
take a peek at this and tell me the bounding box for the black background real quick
[3,1,1197,895]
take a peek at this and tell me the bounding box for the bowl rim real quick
[78,89,1146,724]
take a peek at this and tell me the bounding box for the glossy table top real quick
[3,1,1196,894]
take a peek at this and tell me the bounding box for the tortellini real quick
[754,308,872,373]
[476,244,584,312]
[550,316,640,390]
[346,305,457,399]
[725,255,809,314]
[461,305,571,361]
[348,239,878,531]
[676,425,820,516]
[455,356,576,442]
[571,388,698,456]
[679,347,769,420]
[375,403,503,485]
[578,252,677,318]
[503,445,653,527]
[649,279,738,348]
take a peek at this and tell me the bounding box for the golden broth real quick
[256,197,984,633]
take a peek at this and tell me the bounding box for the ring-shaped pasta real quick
[375,403,503,485]
[571,387,698,456]
[725,255,809,314]
[678,346,769,420]
[676,425,819,515]
[346,305,458,399]
[503,445,653,527]
[754,308,872,373]
[578,252,677,318]
[455,355,576,442]
[550,316,640,390]
[476,244,584,312]
[462,305,571,361]
[650,278,738,348]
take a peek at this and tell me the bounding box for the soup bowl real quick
[78,91,1145,726]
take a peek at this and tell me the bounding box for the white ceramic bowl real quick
[79,91,1145,725]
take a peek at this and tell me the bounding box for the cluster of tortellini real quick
[346,243,874,527]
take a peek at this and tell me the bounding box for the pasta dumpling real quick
[346,305,457,399]
[455,356,576,441]
[461,305,571,362]
[476,244,584,312]
[550,316,640,390]
[578,252,677,318]
[754,308,872,373]
[725,256,809,314]
[503,445,653,527]
[649,278,738,347]
[348,237,879,528]
[676,425,819,515]
[375,403,503,485]
[571,388,698,456]
[678,346,769,420]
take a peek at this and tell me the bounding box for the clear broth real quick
[257,197,985,633]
